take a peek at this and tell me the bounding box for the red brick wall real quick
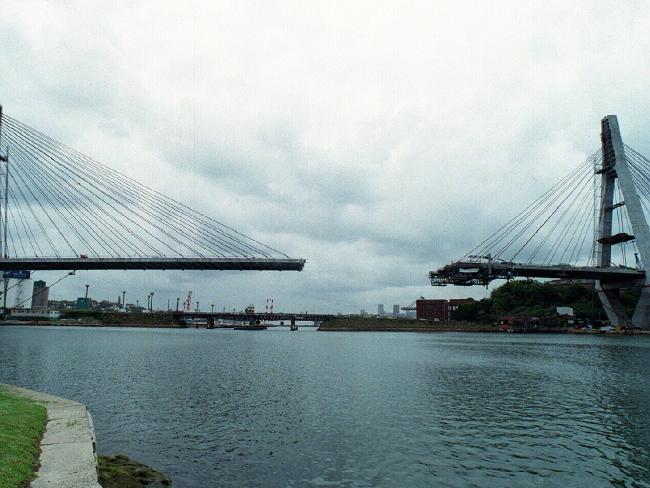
[448,298,475,308]
[416,299,448,321]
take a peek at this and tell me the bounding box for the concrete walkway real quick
[2,384,101,488]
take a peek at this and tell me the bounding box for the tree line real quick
[451,280,639,323]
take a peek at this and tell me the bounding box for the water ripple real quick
[1,327,650,487]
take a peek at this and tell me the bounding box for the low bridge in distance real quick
[175,311,336,326]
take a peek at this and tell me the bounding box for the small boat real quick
[234,324,268,331]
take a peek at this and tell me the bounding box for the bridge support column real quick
[632,287,650,326]
[597,116,650,329]
[596,281,629,327]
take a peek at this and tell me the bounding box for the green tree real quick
[452,298,495,322]
[459,279,613,321]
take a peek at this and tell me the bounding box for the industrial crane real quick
[401,297,425,312]
[182,291,193,312]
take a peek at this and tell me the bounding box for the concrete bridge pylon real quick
[596,115,650,328]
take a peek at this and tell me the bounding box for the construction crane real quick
[182,291,193,312]
[401,297,425,311]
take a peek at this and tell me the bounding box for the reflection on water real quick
[1,327,649,487]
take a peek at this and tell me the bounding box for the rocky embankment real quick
[99,455,172,488]
[318,317,497,332]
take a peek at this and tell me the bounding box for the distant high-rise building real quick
[378,304,385,316]
[32,280,48,308]
[360,309,367,316]
[393,304,400,316]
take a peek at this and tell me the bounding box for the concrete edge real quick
[1,384,101,488]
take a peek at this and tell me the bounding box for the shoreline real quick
[0,320,184,328]
[318,327,650,335]
[0,323,184,328]
[3,319,650,336]
[317,317,650,335]
[2,383,173,487]
[318,326,499,333]
[2,383,102,488]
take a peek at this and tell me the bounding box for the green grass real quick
[0,387,47,488]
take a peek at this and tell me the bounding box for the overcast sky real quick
[0,1,648,313]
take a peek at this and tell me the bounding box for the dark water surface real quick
[1,326,650,487]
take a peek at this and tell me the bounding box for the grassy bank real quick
[62,311,178,327]
[1,311,182,328]
[319,317,498,332]
[0,387,47,488]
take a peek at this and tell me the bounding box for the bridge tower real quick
[0,104,8,316]
[596,116,650,328]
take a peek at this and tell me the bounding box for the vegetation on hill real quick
[452,280,639,323]
[0,387,47,488]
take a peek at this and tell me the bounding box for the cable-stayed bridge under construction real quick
[430,115,650,329]
[0,106,305,273]
[1,106,648,328]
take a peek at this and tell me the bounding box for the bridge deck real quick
[175,312,334,322]
[430,260,645,286]
[0,257,306,271]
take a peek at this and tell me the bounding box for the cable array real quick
[0,113,288,259]
[460,152,602,266]
[459,145,650,269]
[625,145,650,265]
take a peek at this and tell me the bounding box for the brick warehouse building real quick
[416,298,475,321]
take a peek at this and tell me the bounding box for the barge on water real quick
[234,319,268,331]
[234,324,268,330]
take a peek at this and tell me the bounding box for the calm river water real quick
[1,326,650,487]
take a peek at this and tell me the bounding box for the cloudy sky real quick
[0,0,648,313]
